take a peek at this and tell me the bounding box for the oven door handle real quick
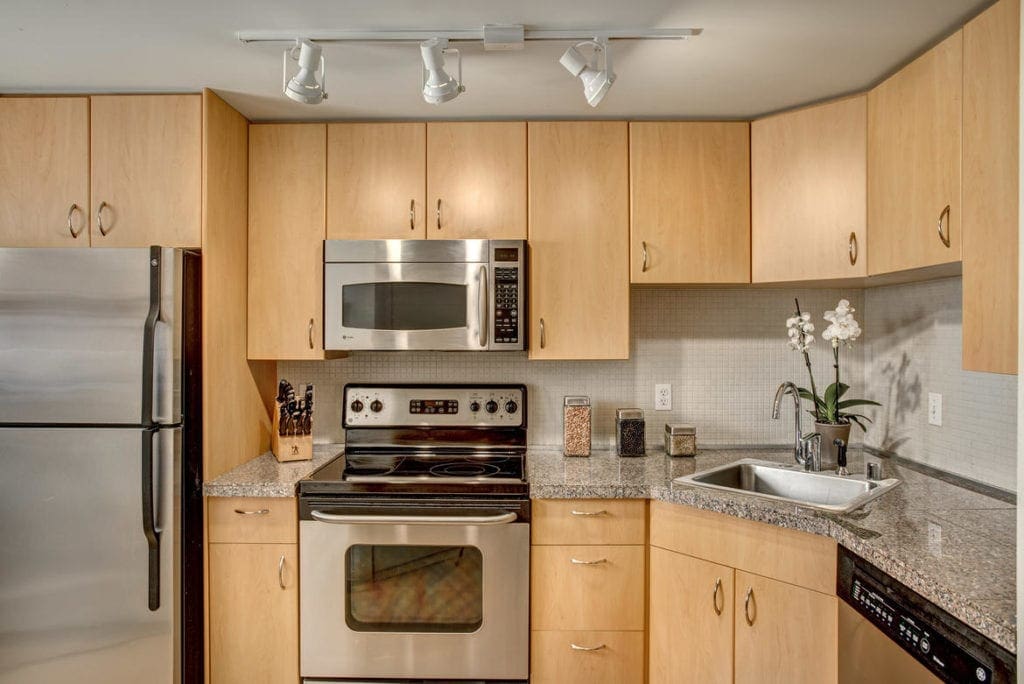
[309,510,519,525]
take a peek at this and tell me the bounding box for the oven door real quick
[324,262,489,351]
[299,505,530,681]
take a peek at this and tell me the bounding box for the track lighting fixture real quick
[283,39,327,105]
[420,37,465,104]
[559,39,615,107]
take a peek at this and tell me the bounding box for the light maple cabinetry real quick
[427,122,527,239]
[247,124,327,360]
[527,122,630,360]
[962,0,1019,374]
[90,95,202,248]
[752,96,867,282]
[629,122,750,284]
[867,31,963,275]
[0,97,90,247]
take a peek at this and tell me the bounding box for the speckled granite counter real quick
[528,447,1017,653]
[203,444,342,498]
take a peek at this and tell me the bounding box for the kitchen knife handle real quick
[478,265,488,348]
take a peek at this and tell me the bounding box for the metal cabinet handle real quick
[308,318,315,350]
[539,318,546,349]
[409,199,416,231]
[67,203,84,238]
[937,204,951,248]
[436,198,442,230]
[713,578,724,616]
[570,509,608,516]
[570,643,607,652]
[744,587,756,626]
[478,265,488,348]
[278,554,286,589]
[641,241,649,272]
[234,508,270,515]
[848,232,858,265]
[570,557,608,565]
[96,201,111,236]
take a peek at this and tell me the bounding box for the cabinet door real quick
[649,548,733,684]
[630,122,750,284]
[0,97,90,247]
[962,0,1019,374]
[528,122,629,360]
[327,123,426,239]
[90,95,201,248]
[734,571,838,684]
[752,96,867,282]
[248,124,326,360]
[427,122,526,239]
[867,32,962,275]
[210,543,298,684]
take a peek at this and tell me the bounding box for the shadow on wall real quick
[875,351,921,453]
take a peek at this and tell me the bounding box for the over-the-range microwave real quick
[324,239,525,351]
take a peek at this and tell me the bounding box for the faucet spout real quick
[772,382,803,463]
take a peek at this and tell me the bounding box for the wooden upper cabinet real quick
[752,96,867,282]
[962,0,1019,374]
[629,122,750,284]
[0,98,90,247]
[248,124,326,360]
[427,122,527,239]
[90,95,202,248]
[867,31,963,275]
[528,122,629,360]
[327,123,427,239]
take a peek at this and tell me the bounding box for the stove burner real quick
[428,461,502,478]
[345,463,398,477]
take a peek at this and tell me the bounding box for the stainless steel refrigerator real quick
[0,247,203,683]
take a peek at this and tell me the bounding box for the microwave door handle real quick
[310,510,517,525]
[478,265,488,349]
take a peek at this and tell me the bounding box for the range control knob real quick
[470,401,481,413]
[505,400,518,414]
[485,400,499,414]
[919,638,930,654]
[370,400,383,413]
[350,399,364,413]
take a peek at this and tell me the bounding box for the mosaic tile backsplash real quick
[281,278,1016,491]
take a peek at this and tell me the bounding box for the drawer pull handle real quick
[570,643,607,652]
[96,201,111,236]
[713,577,724,615]
[937,204,951,248]
[641,241,649,272]
[234,508,270,515]
[409,199,416,231]
[67,203,84,238]
[278,554,286,589]
[570,557,607,565]
[744,587,756,626]
[848,231,858,265]
[570,509,608,517]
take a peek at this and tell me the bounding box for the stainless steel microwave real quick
[324,239,525,351]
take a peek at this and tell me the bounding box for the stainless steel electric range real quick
[298,383,530,683]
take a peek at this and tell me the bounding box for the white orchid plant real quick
[786,298,880,431]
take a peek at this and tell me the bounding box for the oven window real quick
[345,545,483,633]
[341,283,467,330]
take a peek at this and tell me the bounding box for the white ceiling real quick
[0,0,989,121]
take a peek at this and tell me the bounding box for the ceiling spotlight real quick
[283,39,327,104]
[421,37,465,104]
[559,38,615,107]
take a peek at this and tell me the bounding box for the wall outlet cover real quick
[655,383,672,411]
[928,392,943,426]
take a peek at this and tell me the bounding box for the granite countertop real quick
[529,447,1017,653]
[203,444,341,498]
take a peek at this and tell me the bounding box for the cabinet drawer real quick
[531,545,645,630]
[531,630,644,684]
[532,499,646,545]
[649,501,835,595]
[208,497,297,544]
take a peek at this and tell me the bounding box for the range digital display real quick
[409,399,459,415]
[493,248,519,262]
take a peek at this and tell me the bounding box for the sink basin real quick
[674,459,900,514]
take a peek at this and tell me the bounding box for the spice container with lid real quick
[615,409,646,457]
[665,424,697,457]
[563,396,592,457]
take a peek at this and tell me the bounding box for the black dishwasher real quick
[838,547,1015,683]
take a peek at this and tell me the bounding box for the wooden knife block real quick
[271,403,313,463]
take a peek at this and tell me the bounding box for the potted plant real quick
[786,298,880,467]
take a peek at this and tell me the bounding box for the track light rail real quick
[238,27,702,44]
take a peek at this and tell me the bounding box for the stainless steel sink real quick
[674,459,900,514]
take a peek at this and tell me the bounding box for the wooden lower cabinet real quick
[734,570,838,684]
[648,547,734,684]
[531,630,644,684]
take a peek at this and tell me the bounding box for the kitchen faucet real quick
[771,382,822,471]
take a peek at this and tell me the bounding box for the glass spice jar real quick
[563,396,592,457]
[615,408,646,457]
[664,424,697,457]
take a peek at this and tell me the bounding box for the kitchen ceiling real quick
[0,0,989,121]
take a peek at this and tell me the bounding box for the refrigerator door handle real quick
[141,246,162,427]
[141,427,160,611]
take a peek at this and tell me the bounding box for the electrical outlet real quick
[655,384,672,411]
[928,392,943,426]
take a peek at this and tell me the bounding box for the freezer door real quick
[0,427,178,684]
[0,247,182,425]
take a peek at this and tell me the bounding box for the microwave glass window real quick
[345,544,484,633]
[341,283,467,330]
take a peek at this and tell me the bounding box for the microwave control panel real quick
[490,241,524,350]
